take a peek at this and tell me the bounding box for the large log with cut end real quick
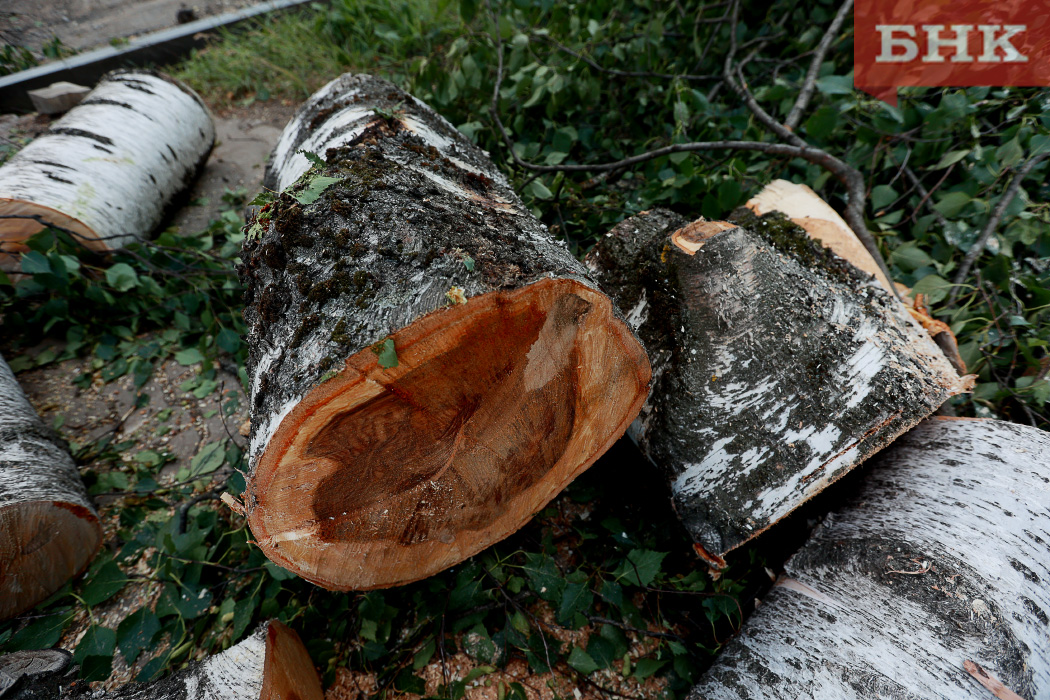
[692,418,1050,700]
[0,70,214,270]
[0,354,101,620]
[585,209,971,566]
[237,74,650,591]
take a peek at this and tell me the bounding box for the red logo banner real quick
[854,0,1050,105]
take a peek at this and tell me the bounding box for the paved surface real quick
[2,0,255,58]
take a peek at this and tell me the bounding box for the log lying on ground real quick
[692,418,1050,700]
[0,620,321,698]
[0,354,101,620]
[746,179,966,373]
[237,74,650,591]
[0,70,214,271]
[585,210,971,566]
[0,649,72,698]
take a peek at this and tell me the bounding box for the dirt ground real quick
[1,0,256,59]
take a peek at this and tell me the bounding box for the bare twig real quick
[586,615,684,642]
[784,0,854,129]
[535,33,717,82]
[949,152,1049,305]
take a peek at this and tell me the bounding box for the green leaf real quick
[617,549,666,587]
[528,180,553,199]
[117,607,161,664]
[395,669,426,694]
[996,138,1024,168]
[294,175,342,205]
[815,74,853,95]
[934,191,972,219]
[463,256,476,272]
[159,584,213,619]
[558,581,594,625]
[459,0,479,22]
[522,553,564,602]
[911,273,953,304]
[718,179,742,211]
[74,625,116,665]
[567,647,600,674]
[871,185,897,211]
[233,596,258,641]
[891,242,934,272]
[634,658,668,680]
[81,560,126,606]
[248,191,274,206]
[5,610,73,650]
[21,251,52,275]
[216,328,242,354]
[189,441,225,477]
[804,105,838,139]
[79,655,113,682]
[373,338,398,368]
[105,263,139,292]
[934,150,970,169]
[673,101,690,124]
[174,348,205,366]
[297,149,326,168]
[264,561,297,581]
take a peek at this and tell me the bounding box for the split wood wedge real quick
[586,208,972,566]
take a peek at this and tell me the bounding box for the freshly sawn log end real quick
[586,209,971,566]
[239,74,650,590]
[0,355,101,620]
[691,418,1050,699]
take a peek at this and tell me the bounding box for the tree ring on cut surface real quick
[247,276,650,590]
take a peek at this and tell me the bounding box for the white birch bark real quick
[0,353,101,620]
[693,418,1050,700]
[0,70,214,259]
[586,210,972,566]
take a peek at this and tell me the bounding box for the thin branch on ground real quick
[949,152,1049,305]
[784,0,853,130]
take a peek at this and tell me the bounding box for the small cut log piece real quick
[0,353,101,620]
[0,70,214,270]
[692,418,1050,700]
[9,620,322,698]
[585,209,971,566]
[238,74,650,590]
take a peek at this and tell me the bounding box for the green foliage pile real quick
[0,0,1047,693]
[176,0,1050,427]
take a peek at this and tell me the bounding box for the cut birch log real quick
[691,418,1050,700]
[585,209,972,566]
[745,179,966,373]
[0,353,101,621]
[0,649,72,698]
[0,70,214,271]
[237,73,650,591]
[56,620,322,699]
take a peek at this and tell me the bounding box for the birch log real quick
[585,209,971,566]
[0,70,214,270]
[59,620,322,699]
[0,353,101,620]
[692,418,1050,700]
[237,73,650,591]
